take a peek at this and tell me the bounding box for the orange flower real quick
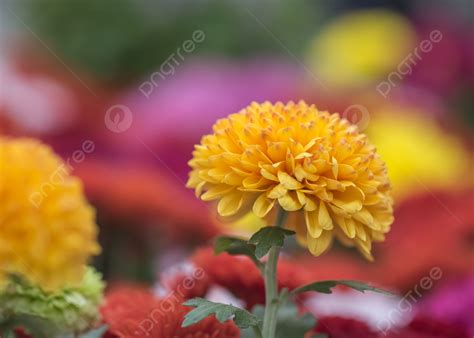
[188,101,394,259]
[0,138,100,290]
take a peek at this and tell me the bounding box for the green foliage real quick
[17,0,328,84]
[182,298,261,330]
[0,267,104,336]
[249,227,295,259]
[0,317,108,338]
[292,280,393,296]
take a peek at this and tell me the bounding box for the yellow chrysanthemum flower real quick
[307,9,416,88]
[187,102,394,260]
[367,108,471,198]
[0,138,100,291]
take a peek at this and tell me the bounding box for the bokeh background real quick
[1,0,473,336]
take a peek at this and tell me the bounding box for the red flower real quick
[293,188,474,293]
[387,317,470,338]
[371,188,474,290]
[101,287,240,338]
[313,316,379,338]
[75,160,220,243]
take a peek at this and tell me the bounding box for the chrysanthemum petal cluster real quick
[0,138,100,290]
[0,267,104,334]
[187,101,394,259]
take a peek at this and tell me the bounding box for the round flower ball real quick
[187,101,394,260]
[0,138,100,291]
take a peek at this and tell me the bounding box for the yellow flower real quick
[0,138,100,291]
[187,102,394,260]
[367,108,471,198]
[307,9,416,88]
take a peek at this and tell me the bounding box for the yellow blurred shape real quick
[308,9,417,88]
[367,108,470,198]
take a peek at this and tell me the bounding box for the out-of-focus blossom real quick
[371,188,474,290]
[0,49,110,138]
[418,274,474,335]
[307,9,417,88]
[74,159,220,243]
[0,138,100,291]
[367,107,470,198]
[0,58,78,135]
[0,268,104,334]
[386,317,470,338]
[312,316,471,338]
[187,101,394,259]
[408,12,468,95]
[101,286,240,338]
[121,59,303,178]
[288,187,474,292]
[313,316,379,338]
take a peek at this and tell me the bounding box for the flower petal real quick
[267,184,288,199]
[318,201,334,230]
[278,192,302,211]
[305,210,323,238]
[217,192,244,216]
[253,193,275,218]
[307,230,333,256]
[201,185,234,201]
[332,186,364,213]
[278,172,303,190]
[336,217,356,238]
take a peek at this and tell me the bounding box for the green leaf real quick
[215,236,257,257]
[248,227,295,258]
[182,298,261,329]
[292,280,394,296]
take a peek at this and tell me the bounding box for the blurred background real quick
[1,0,473,335]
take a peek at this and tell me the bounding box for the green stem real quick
[261,208,287,338]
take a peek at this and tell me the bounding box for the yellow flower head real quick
[307,9,416,88]
[0,138,100,291]
[187,102,394,260]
